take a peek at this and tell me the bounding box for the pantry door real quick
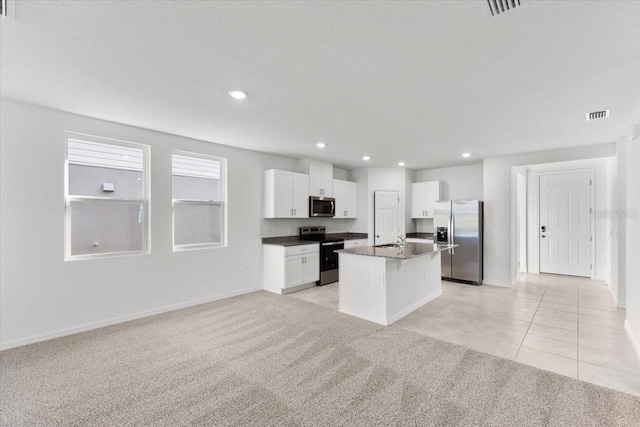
[374,191,400,245]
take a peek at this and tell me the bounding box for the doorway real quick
[374,190,399,245]
[539,171,593,277]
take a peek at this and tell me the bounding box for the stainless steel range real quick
[299,226,344,286]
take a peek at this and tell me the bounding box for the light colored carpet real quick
[2,291,639,426]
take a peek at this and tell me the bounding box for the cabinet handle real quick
[294,208,296,215]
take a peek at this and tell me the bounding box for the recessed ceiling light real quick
[229,90,247,100]
[398,162,406,167]
[316,142,326,148]
[362,156,371,161]
[462,152,471,158]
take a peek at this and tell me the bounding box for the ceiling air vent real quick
[487,0,524,16]
[586,109,610,121]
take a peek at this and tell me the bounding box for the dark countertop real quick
[262,233,368,247]
[338,242,456,260]
[406,232,435,239]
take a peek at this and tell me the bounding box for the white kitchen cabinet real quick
[299,159,333,197]
[333,179,358,218]
[411,181,441,219]
[344,239,367,249]
[263,243,320,294]
[284,253,319,288]
[264,169,309,218]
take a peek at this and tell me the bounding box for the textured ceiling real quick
[1,1,639,169]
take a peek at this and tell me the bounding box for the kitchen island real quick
[337,242,455,326]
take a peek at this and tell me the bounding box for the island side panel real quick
[338,253,388,325]
[384,252,443,324]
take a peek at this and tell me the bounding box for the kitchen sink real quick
[375,243,405,248]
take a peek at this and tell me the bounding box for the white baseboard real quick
[624,320,640,359]
[386,289,443,325]
[482,280,511,287]
[0,286,262,351]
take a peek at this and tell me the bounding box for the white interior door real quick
[374,190,400,245]
[539,171,592,277]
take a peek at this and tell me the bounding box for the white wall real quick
[0,99,349,349]
[483,143,617,287]
[616,130,640,352]
[404,169,417,235]
[414,163,483,233]
[416,163,484,200]
[627,136,640,352]
[516,171,527,274]
[348,168,408,245]
[524,158,612,282]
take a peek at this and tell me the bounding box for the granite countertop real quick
[262,233,368,246]
[337,242,456,260]
[406,232,435,239]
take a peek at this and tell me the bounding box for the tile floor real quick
[287,273,640,396]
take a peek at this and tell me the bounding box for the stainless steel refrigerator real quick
[434,200,483,285]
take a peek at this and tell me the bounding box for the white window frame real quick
[64,132,150,261]
[172,150,227,251]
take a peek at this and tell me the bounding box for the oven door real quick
[309,197,335,217]
[319,240,344,285]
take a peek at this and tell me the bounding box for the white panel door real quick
[374,190,400,245]
[284,255,303,288]
[539,171,592,277]
[411,183,427,218]
[292,173,309,218]
[426,181,441,218]
[274,170,293,217]
[301,253,320,283]
[308,160,333,197]
[344,181,358,218]
[333,179,346,217]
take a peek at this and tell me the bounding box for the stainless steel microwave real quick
[309,196,335,217]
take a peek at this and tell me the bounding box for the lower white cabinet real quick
[285,252,320,288]
[263,243,320,294]
[344,239,367,249]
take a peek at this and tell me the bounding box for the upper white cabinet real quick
[411,181,442,219]
[299,159,333,197]
[333,179,358,218]
[264,169,309,218]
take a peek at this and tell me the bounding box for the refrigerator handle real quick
[448,213,455,255]
[451,213,455,255]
